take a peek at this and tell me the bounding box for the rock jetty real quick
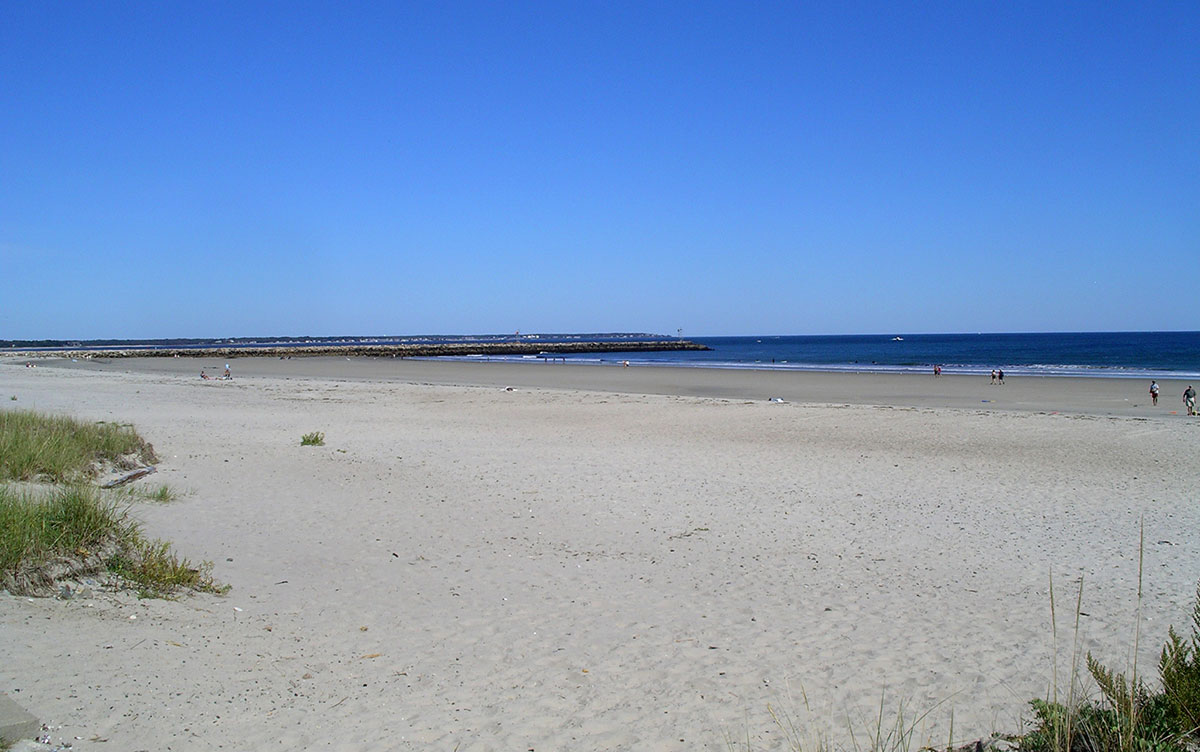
[31,340,711,360]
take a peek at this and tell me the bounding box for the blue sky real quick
[2,2,1196,339]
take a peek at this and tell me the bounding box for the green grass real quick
[1019,586,1200,752]
[0,484,126,576]
[300,431,325,446]
[726,530,1200,752]
[0,484,224,597]
[128,483,178,503]
[0,409,157,482]
[1020,527,1200,752]
[0,410,223,599]
[107,534,227,598]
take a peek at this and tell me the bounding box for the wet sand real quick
[40,354,1197,417]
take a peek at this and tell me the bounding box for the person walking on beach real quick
[1150,381,1160,406]
[990,369,997,384]
[998,369,1005,385]
[1184,385,1196,416]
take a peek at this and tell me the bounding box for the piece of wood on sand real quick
[101,466,157,488]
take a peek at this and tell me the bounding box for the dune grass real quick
[723,691,956,752]
[0,483,223,597]
[300,431,325,446]
[128,483,178,503]
[0,409,222,598]
[1021,533,1200,752]
[728,532,1200,752]
[0,483,125,575]
[0,409,157,482]
[107,534,226,598]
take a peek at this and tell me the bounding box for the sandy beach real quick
[2,357,1198,750]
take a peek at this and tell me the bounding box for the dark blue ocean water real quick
[491,332,1200,380]
[16,331,1200,380]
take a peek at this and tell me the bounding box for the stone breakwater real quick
[26,340,712,359]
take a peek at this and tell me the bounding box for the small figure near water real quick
[933,365,941,377]
[997,369,1005,385]
[990,369,997,384]
[223,365,231,379]
[1150,380,1159,406]
[200,370,210,380]
[1184,385,1196,416]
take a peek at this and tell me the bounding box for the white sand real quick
[2,360,1198,750]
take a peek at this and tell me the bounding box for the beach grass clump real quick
[0,409,156,482]
[106,535,226,598]
[728,568,1200,752]
[300,431,325,446]
[1020,562,1200,752]
[0,410,223,598]
[0,484,126,578]
[0,483,224,597]
[724,686,970,752]
[131,483,178,503]
[1159,599,1200,742]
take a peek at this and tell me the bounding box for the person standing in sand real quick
[990,369,997,384]
[1150,381,1159,406]
[1184,385,1196,416]
[998,369,1005,385]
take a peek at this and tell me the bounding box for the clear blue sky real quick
[2,2,1196,339]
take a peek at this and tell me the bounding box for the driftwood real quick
[101,465,156,488]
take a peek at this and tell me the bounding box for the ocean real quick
[446,331,1200,380]
[12,331,1200,380]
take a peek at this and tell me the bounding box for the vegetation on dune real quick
[0,408,222,598]
[0,484,124,576]
[300,431,325,446]
[0,409,157,483]
[728,541,1200,752]
[1021,580,1200,752]
[130,483,178,503]
[0,483,223,598]
[108,534,226,598]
